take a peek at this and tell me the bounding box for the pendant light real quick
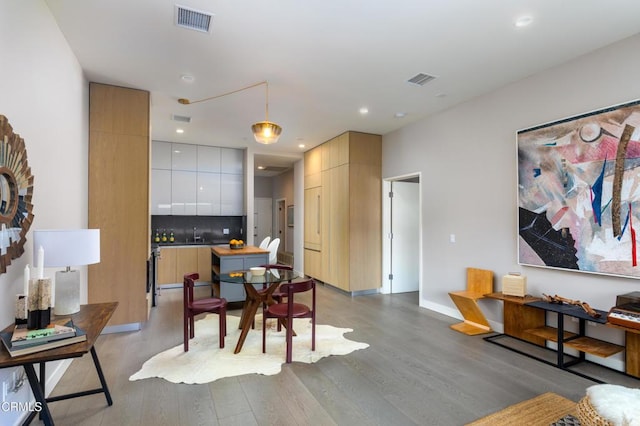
[178,80,282,144]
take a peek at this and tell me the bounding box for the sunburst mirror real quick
[0,115,34,274]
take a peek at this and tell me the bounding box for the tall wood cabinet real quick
[88,83,150,326]
[304,131,382,292]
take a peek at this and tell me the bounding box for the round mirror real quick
[0,115,34,273]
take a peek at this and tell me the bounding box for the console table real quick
[484,292,639,383]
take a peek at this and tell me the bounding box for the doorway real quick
[382,174,421,295]
[254,197,272,246]
[276,198,286,252]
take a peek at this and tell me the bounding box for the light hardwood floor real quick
[36,283,639,425]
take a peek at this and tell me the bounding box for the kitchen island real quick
[211,245,270,302]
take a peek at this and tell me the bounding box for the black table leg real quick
[23,363,54,426]
[90,346,112,406]
[557,313,564,368]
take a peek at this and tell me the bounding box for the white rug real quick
[129,314,369,384]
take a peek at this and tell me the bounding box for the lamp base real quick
[54,269,80,315]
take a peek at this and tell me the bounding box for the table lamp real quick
[33,229,100,315]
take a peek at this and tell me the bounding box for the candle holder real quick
[15,294,27,325]
[27,278,52,329]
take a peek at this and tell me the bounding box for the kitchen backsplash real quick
[151,215,245,245]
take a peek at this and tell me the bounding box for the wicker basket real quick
[576,396,614,426]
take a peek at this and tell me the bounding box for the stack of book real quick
[0,317,86,357]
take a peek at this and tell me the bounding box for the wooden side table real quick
[484,292,546,346]
[0,302,118,426]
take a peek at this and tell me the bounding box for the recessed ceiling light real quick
[298,144,306,149]
[515,16,533,27]
[435,93,447,98]
[394,112,407,119]
[359,107,369,115]
[176,128,184,134]
[180,74,194,82]
[257,166,265,170]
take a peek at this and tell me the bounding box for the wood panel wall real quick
[88,83,150,326]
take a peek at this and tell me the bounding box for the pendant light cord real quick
[178,81,267,105]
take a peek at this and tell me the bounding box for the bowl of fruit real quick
[229,239,244,249]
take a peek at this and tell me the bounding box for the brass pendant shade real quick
[251,121,282,145]
[178,80,282,144]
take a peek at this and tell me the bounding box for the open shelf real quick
[525,326,577,342]
[564,336,624,358]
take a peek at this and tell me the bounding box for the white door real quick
[254,197,272,245]
[390,180,419,293]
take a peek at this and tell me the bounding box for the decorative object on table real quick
[14,294,27,325]
[33,229,101,315]
[11,318,75,347]
[130,313,368,384]
[501,272,527,297]
[542,293,601,318]
[0,324,86,357]
[177,80,282,145]
[0,115,35,275]
[249,266,265,276]
[27,276,52,330]
[518,99,640,278]
[229,239,244,249]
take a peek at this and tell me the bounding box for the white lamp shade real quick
[33,229,100,267]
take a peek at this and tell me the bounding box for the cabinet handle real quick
[317,194,321,235]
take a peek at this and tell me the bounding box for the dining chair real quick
[258,236,271,249]
[262,278,316,363]
[183,272,227,351]
[267,237,280,264]
[260,264,294,331]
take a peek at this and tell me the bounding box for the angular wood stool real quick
[448,267,494,335]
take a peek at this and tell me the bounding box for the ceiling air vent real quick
[407,73,436,86]
[174,5,213,33]
[172,114,191,123]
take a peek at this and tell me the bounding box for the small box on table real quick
[502,273,526,297]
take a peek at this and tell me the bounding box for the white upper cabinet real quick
[221,148,243,174]
[171,171,197,215]
[197,172,222,215]
[220,173,244,215]
[151,142,244,216]
[171,143,197,171]
[197,146,222,172]
[151,169,172,215]
[152,141,172,169]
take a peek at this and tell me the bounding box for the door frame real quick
[382,173,422,297]
[275,197,287,252]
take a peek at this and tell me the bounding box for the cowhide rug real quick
[129,314,369,384]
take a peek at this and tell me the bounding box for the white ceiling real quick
[46,0,640,174]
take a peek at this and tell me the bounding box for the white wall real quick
[0,1,87,423]
[382,33,640,370]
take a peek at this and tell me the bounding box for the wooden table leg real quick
[234,298,260,354]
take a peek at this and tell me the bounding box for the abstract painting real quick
[518,99,640,278]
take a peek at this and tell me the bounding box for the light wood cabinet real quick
[88,83,150,326]
[303,131,382,292]
[157,247,177,285]
[157,246,214,284]
[197,247,212,282]
[304,145,322,189]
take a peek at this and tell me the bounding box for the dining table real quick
[219,268,299,354]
